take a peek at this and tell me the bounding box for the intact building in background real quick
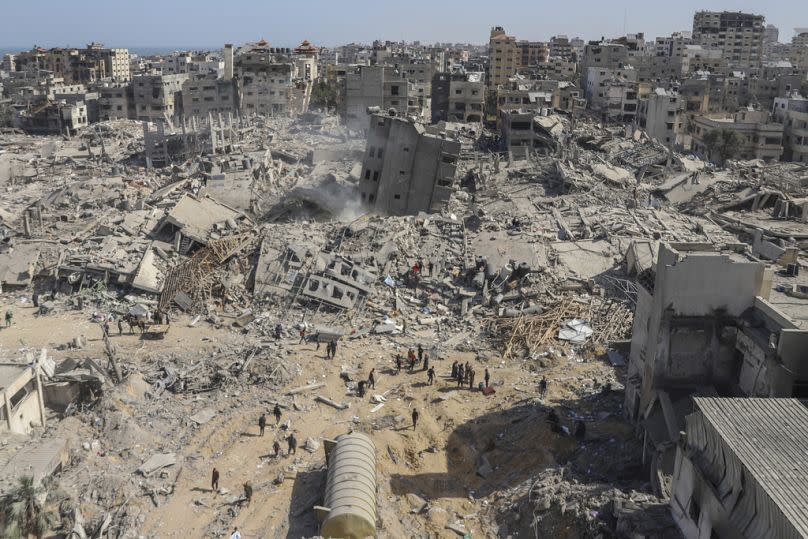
[692,11,765,68]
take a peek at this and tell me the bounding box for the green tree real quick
[703,128,745,166]
[0,476,53,539]
[309,80,337,112]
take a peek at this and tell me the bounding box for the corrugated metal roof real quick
[693,398,808,536]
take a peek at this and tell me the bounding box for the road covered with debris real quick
[1,110,806,538]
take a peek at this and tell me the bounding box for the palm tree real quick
[0,476,52,539]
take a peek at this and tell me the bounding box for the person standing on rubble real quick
[411,408,419,430]
[427,367,435,385]
[395,354,402,374]
[451,361,458,380]
[117,318,123,336]
[417,344,424,363]
[230,527,242,539]
[287,433,297,455]
[273,404,282,425]
[423,354,429,372]
[539,376,548,399]
[457,364,464,387]
[484,369,490,388]
[273,440,281,458]
[299,327,307,344]
[368,368,376,389]
[357,379,366,398]
[469,368,476,390]
[211,467,220,492]
[330,339,338,359]
[258,413,267,436]
[243,481,253,506]
[408,348,416,371]
[274,323,283,339]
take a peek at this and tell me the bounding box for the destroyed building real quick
[671,398,808,538]
[625,242,808,485]
[358,112,460,215]
[0,362,46,435]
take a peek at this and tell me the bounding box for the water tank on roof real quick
[316,432,377,539]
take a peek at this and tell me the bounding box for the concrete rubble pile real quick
[1,105,806,539]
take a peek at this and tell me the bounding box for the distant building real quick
[343,65,411,131]
[692,11,765,68]
[638,88,685,146]
[763,23,780,44]
[431,72,484,123]
[671,398,808,539]
[691,109,783,161]
[97,81,134,121]
[583,66,639,123]
[15,99,88,134]
[132,73,188,123]
[182,73,237,120]
[487,27,519,88]
[773,94,808,162]
[358,112,460,216]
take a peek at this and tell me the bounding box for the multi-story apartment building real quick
[773,95,808,162]
[97,82,134,120]
[446,73,485,123]
[637,88,685,146]
[132,73,188,123]
[584,66,640,122]
[516,40,549,67]
[11,44,130,83]
[487,27,519,88]
[343,65,412,131]
[549,36,578,61]
[691,108,783,161]
[182,73,237,120]
[692,11,765,69]
[358,112,460,216]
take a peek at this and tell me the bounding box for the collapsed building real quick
[358,112,460,215]
[625,242,808,491]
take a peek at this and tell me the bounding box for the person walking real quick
[427,366,435,385]
[287,433,297,455]
[5,308,12,328]
[417,344,424,363]
[357,380,366,398]
[273,440,281,458]
[469,368,476,389]
[411,408,419,430]
[484,368,490,388]
[258,413,266,436]
[539,376,548,399]
[243,481,253,506]
[395,354,402,374]
[368,368,376,389]
[117,318,123,335]
[423,354,429,372]
[299,327,307,344]
[273,404,282,425]
[451,361,458,379]
[211,467,220,492]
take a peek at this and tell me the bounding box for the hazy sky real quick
[2,0,807,49]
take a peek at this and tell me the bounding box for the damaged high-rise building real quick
[358,112,460,216]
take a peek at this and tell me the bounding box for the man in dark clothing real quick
[243,482,253,505]
[457,364,464,387]
[32,293,39,308]
[451,361,458,379]
[330,340,338,359]
[368,368,376,389]
[273,440,281,457]
[299,328,307,344]
[539,376,548,399]
[357,380,366,398]
[395,355,402,374]
[469,369,476,389]
[427,367,435,385]
[411,408,419,430]
[423,355,429,372]
[258,414,266,436]
[484,368,490,388]
[273,404,282,425]
[287,434,297,455]
[417,344,424,363]
[211,467,220,492]
[274,324,283,339]
[118,319,124,335]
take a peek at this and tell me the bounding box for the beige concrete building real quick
[691,109,783,161]
[692,11,765,68]
[0,363,46,435]
[773,95,808,162]
[133,73,189,123]
[488,27,519,88]
[638,88,685,146]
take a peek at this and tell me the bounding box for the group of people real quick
[356,368,376,398]
[451,361,490,390]
[319,338,338,359]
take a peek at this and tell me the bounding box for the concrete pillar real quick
[223,44,234,81]
[34,357,46,428]
[23,212,31,237]
[3,391,11,431]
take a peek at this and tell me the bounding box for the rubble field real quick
[1,110,806,539]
